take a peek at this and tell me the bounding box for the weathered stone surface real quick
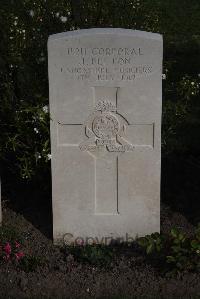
[48,28,163,245]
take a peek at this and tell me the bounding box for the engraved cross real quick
[58,87,154,215]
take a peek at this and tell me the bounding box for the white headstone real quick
[48,28,162,245]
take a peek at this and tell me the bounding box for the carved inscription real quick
[79,100,135,153]
[63,46,153,81]
[92,115,120,139]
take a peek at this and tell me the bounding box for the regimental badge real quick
[79,100,134,156]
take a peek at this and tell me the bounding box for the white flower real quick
[29,10,34,17]
[162,74,166,80]
[42,105,48,113]
[47,154,52,160]
[34,127,39,133]
[191,82,195,85]
[14,20,18,26]
[60,16,67,23]
[35,152,41,159]
[191,92,194,95]
[55,12,60,17]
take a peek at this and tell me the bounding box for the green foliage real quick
[137,225,200,275]
[137,232,164,254]
[66,244,114,267]
[1,103,50,180]
[162,34,200,154]
[0,0,200,183]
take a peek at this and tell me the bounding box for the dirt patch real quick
[0,202,200,299]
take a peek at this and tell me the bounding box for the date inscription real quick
[62,47,153,81]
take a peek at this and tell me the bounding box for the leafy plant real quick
[137,232,164,254]
[137,225,200,275]
[66,244,114,267]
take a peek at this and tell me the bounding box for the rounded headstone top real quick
[48,28,162,43]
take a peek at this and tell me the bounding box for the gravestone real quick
[48,28,163,245]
